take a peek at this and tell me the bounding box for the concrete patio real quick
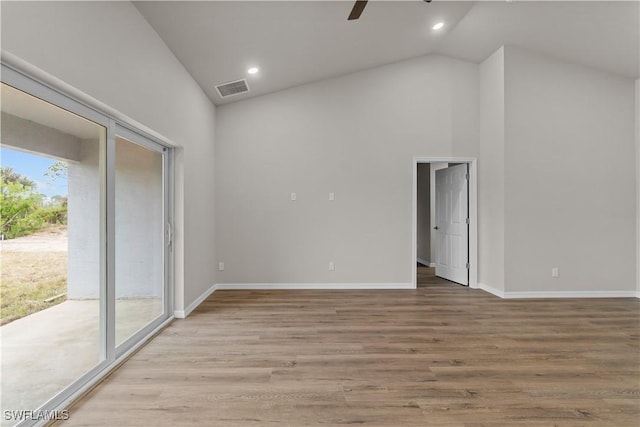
[0,297,162,426]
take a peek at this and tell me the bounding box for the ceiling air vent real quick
[215,79,250,98]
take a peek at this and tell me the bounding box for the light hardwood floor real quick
[60,267,639,426]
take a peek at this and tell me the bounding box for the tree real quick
[41,162,69,225]
[0,167,44,238]
[0,167,35,187]
[44,161,68,182]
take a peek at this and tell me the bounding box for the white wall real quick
[1,113,82,162]
[67,138,164,299]
[478,47,505,293]
[67,139,101,299]
[215,55,479,284]
[451,63,480,157]
[114,138,164,298]
[503,46,637,293]
[1,1,217,311]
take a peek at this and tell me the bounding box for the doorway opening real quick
[412,157,477,289]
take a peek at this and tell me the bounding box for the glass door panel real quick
[0,82,106,423]
[114,134,165,347]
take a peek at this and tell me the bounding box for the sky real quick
[1,148,68,197]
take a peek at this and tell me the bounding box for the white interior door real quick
[435,164,469,285]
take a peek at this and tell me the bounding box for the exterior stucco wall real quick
[67,137,163,299]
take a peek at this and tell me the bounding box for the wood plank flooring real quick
[60,267,639,426]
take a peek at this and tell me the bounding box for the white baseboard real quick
[503,290,638,299]
[174,284,217,318]
[416,258,437,268]
[176,281,638,320]
[216,283,415,290]
[477,283,636,299]
[478,282,505,298]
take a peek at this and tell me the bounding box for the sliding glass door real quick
[0,64,172,427]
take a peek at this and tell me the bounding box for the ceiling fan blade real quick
[348,0,368,20]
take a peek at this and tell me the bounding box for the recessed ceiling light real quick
[247,67,259,75]
[432,22,445,30]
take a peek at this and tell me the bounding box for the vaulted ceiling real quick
[134,1,640,106]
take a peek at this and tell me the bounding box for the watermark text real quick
[4,410,69,422]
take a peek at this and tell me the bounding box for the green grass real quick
[0,251,67,325]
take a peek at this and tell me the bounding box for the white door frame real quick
[412,157,478,289]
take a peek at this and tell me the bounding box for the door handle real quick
[433,226,439,230]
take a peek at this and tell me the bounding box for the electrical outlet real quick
[551,267,559,278]
[218,262,224,271]
[290,192,297,201]
[329,192,335,201]
[329,261,335,271]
